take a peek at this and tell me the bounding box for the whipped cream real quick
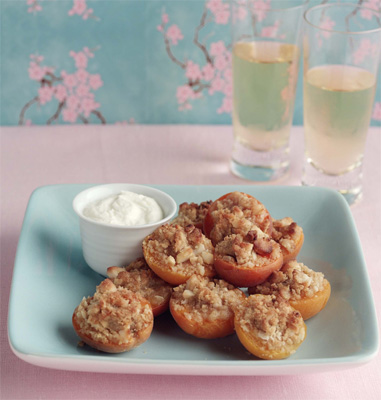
[83,191,164,226]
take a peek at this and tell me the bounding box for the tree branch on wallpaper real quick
[19,50,106,126]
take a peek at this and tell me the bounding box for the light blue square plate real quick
[8,184,379,375]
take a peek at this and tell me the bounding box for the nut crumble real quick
[107,257,172,314]
[249,261,326,300]
[73,279,153,351]
[142,224,215,282]
[171,274,245,324]
[235,294,306,352]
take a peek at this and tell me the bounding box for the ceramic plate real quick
[8,184,379,375]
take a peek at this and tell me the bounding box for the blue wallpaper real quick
[0,0,380,126]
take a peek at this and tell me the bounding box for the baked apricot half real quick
[107,257,172,317]
[72,279,153,353]
[214,227,283,287]
[271,217,304,263]
[170,274,246,339]
[249,260,331,320]
[142,224,215,285]
[203,191,273,246]
[234,294,307,360]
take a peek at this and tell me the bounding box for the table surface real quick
[1,124,380,400]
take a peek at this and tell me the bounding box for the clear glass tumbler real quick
[302,2,381,205]
[230,0,305,181]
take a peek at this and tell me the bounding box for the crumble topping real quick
[272,217,303,253]
[171,201,212,229]
[143,224,215,276]
[208,192,272,245]
[74,279,153,346]
[235,294,305,351]
[107,258,172,307]
[250,260,326,300]
[171,274,244,324]
[215,226,281,268]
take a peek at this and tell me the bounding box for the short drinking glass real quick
[302,2,381,205]
[230,0,305,181]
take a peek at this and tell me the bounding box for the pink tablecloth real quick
[1,125,380,400]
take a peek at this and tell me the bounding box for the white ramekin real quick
[72,183,177,276]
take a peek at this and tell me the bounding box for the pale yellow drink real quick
[304,65,376,175]
[232,41,300,152]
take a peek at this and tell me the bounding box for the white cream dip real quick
[83,191,164,226]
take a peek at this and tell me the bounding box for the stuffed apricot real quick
[72,279,153,353]
[142,224,215,285]
[170,274,246,339]
[107,257,172,317]
[214,226,283,287]
[249,260,331,320]
[203,191,273,246]
[234,294,307,360]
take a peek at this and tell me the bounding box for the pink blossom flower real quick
[162,13,169,24]
[214,9,230,25]
[372,102,381,121]
[261,21,280,38]
[63,73,77,88]
[76,84,90,98]
[54,85,67,102]
[235,6,247,22]
[81,98,100,117]
[252,0,271,22]
[76,68,89,83]
[210,40,226,57]
[353,39,377,65]
[68,0,87,16]
[223,68,232,82]
[38,86,53,105]
[206,0,224,14]
[157,25,164,32]
[320,16,335,38]
[62,107,78,123]
[217,97,232,114]
[28,62,45,81]
[166,25,184,45]
[361,1,380,20]
[70,51,88,69]
[202,63,215,81]
[176,85,195,104]
[214,55,228,71]
[209,76,225,95]
[66,95,80,110]
[89,74,103,90]
[223,83,233,97]
[185,61,202,81]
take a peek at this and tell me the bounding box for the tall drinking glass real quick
[302,2,381,205]
[230,0,305,181]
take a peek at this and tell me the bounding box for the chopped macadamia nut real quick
[107,258,172,316]
[250,261,326,301]
[171,201,212,231]
[142,224,215,285]
[72,279,153,353]
[235,294,306,355]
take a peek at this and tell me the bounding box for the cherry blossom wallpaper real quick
[0,0,380,126]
